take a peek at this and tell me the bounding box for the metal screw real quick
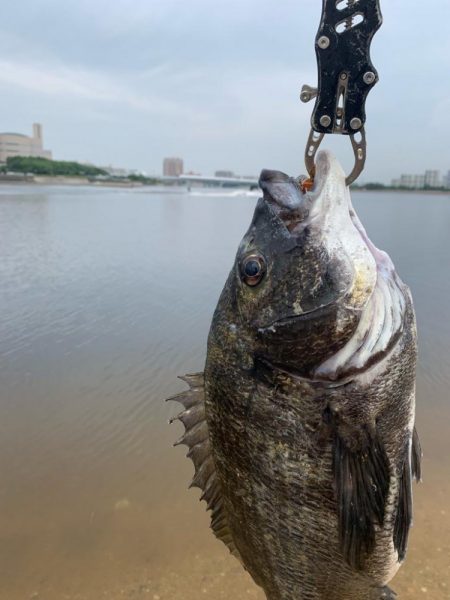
[363,71,376,84]
[350,117,362,130]
[320,115,332,127]
[317,36,330,49]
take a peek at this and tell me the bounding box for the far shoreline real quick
[0,175,159,189]
[0,175,449,196]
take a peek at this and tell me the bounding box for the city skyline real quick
[1,118,448,185]
[0,120,448,187]
[392,169,448,190]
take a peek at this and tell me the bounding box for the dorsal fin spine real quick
[168,373,242,562]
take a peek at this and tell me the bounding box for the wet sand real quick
[1,424,446,600]
[0,186,448,599]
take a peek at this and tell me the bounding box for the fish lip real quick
[257,152,346,231]
[258,168,307,218]
[259,169,292,185]
[307,151,379,269]
[308,150,344,195]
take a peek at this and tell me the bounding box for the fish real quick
[169,151,421,600]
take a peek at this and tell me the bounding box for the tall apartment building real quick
[0,123,52,163]
[400,175,425,189]
[394,174,425,189]
[424,170,441,188]
[445,170,450,189]
[414,175,425,188]
[163,157,183,177]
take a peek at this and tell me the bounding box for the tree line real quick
[3,156,108,177]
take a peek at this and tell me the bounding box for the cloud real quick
[0,58,195,119]
[0,0,448,179]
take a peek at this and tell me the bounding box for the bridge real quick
[160,174,259,189]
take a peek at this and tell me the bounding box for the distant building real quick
[392,174,425,189]
[415,175,425,188]
[445,170,450,189]
[105,165,129,177]
[215,170,235,178]
[96,164,142,177]
[424,170,441,188]
[0,123,52,163]
[400,174,414,189]
[163,157,183,177]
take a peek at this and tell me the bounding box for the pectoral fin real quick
[411,425,422,482]
[332,417,390,570]
[393,425,422,561]
[393,456,412,562]
[168,373,241,562]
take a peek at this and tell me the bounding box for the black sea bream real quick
[170,151,421,600]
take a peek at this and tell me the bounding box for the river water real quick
[0,184,448,599]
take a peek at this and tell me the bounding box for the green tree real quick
[6,156,108,176]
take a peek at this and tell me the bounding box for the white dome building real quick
[0,123,52,164]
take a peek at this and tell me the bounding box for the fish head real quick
[229,150,379,377]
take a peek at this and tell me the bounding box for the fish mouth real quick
[302,151,391,275]
[257,151,364,327]
[257,151,408,380]
[304,151,353,223]
[259,151,356,236]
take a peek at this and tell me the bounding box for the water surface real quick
[0,184,448,599]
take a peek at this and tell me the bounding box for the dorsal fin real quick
[168,373,242,562]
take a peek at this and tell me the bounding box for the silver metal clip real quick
[304,127,366,186]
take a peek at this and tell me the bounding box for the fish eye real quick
[241,255,266,286]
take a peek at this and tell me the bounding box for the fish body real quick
[170,152,420,600]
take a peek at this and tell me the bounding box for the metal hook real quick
[304,127,366,186]
[304,129,325,181]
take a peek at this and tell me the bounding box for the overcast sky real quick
[0,0,448,182]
